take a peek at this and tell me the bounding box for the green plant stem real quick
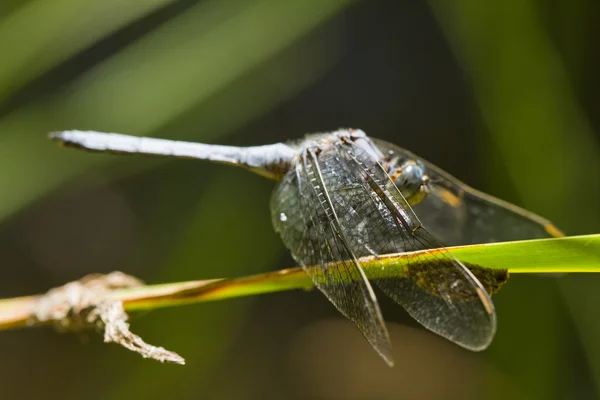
[0,234,598,331]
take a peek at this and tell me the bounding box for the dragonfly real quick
[49,129,562,366]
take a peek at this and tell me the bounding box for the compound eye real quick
[392,160,427,204]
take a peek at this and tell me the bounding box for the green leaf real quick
[114,233,600,311]
[2,234,597,328]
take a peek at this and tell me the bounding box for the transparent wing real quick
[330,137,496,351]
[372,138,564,246]
[271,150,393,366]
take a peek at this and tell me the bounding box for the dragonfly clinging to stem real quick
[49,129,563,366]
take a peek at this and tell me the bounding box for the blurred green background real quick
[1,1,599,399]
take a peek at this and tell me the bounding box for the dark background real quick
[0,1,599,399]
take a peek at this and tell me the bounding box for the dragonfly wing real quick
[334,136,496,350]
[372,138,563,245]
[413,183,564,245]
[271,148,393,365]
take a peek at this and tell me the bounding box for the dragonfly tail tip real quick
[48,131,65,141]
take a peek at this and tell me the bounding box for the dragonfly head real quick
[389,159,430,205]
